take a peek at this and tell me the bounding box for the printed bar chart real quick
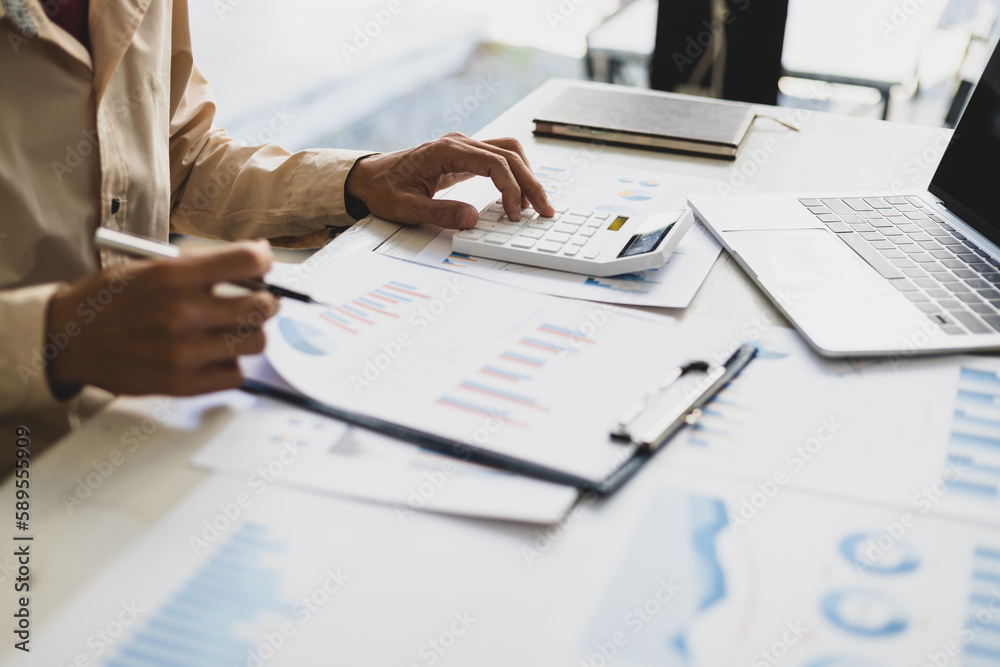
[105,522,287,667]
[963,546,1000,665]
[948,367,1000,501]
[437,322,595,430]
[282,280,433,341]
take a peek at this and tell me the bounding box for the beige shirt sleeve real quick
[0,283,65,416]
[167,58,374,242]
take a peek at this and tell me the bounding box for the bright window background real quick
[189,0,621,152]
[188,0,1000,155]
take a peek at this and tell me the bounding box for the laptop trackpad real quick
[726,229,927,353]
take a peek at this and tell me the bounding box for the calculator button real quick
[546,232,571,244]
[476,221,521,235]
[592,210,612,220]
[562,246,581,257]
[554,223,577,234]
[552,204,569,214]
[519,209,537,221]
[585,218,603,228]
[570,207,594,218]
[569,237,588,247]
[563,214,588,226]
[584,250,600,260]
[520,228,544,239]
[487,202,505,213]
[510,237,537,249]
[527,220,553,230]
[456,229,485,240]
[578,228,596,238]
[537,241,563,253]
[479,209,505,222]
[484,233,510,245]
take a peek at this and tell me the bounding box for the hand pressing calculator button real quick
[453,198,694,276]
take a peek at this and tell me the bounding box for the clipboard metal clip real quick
[611,343,758,453]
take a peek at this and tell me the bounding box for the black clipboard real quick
[241,344,756,497]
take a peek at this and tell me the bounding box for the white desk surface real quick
[0,79,955,665]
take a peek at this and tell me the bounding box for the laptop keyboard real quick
[799,196,1000,336]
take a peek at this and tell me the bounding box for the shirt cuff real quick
[0,283,68,415]
[295,149,378,228]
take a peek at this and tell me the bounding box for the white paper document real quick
[20,472,1000,667]
[262,253,723,484]
[193,391,579,524]
[378,158,725,308]
[17,477,564,667]
[652,324,994,524]
[584,476,1000,667]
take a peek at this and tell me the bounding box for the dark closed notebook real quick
[533,86,756,160]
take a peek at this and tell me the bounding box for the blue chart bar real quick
[105,523,287,667]
[443,252,477,268]
[520,337,572,354]
[681,377,752,449]
[963,546,1000,666]
[538,323,594,344]
[480,366,531,382]
[947,368,1000,502]
[963,367,1000,388]
[458,381,548,411]
[583,275,661,294]
[687,405,736,447]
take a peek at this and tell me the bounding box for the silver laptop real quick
[689,42,1000,358]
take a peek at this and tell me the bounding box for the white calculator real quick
[452,199,694,276]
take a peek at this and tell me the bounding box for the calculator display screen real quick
[618,224,674,258]
[607,216,629,231]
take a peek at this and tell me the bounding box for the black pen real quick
[94,227,328,306]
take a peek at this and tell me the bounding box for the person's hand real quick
[344,132,556,229]
[45,240,278,397]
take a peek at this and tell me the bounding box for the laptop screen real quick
[929,40,1000,245]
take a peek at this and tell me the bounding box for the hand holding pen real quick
[45,232,280,398]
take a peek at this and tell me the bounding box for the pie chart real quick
[619,189,654,202]
[821,589,908,637]
[278,317,336,356]
[839,532,920,575]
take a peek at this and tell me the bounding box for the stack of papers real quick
[261,253,714,484]
[192,158,735,525]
